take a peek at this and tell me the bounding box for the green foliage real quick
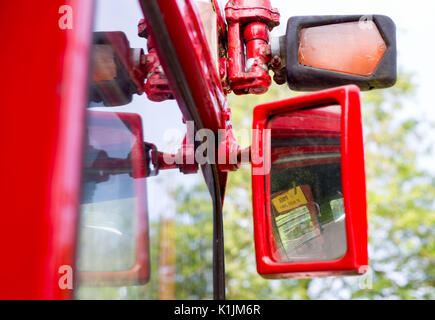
[356,74,435,299]
[174,183,214,299]
[76,181,215,300]
[173,74,434,299]
[81,74,434,299]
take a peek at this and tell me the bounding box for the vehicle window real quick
[78,113,138,273]
[75,0,213,300]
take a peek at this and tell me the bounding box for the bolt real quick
[273,71,286,85]
[251,87,266,94]
[271,55,282,69]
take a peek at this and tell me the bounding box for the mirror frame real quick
[285,15,397,91]
[251,85,367,278]
[79,111,150,286]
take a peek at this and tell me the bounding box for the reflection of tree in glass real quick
[78,197,136,272]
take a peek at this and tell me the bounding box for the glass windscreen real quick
[75,0,214,300]
[78,112,139,273]
[267,105,347,263]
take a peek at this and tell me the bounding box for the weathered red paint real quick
[146,0,231,199]
[138,18,174,102]
[225,0,280,95]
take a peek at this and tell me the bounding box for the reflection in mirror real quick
[267,105,346,263]
[77,112,142,274]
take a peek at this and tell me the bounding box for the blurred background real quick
[177,0,435,299]
[78,0,435,299]
[220,0,435,299]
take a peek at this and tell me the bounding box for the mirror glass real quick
[267,105,347,263]
[77,112,143,272]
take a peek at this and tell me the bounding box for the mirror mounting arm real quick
[144,138,199,177]
[218,127,241,172]
[218,131,252,172]
[224,0,280,95]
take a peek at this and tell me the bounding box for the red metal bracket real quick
[145,127,247,175]
[224,0,280,95]
[175,134,199,175]
[144,136,199,176]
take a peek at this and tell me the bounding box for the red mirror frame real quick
[251,85,368,278]
[79,111,150,286]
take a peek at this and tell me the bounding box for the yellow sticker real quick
[271,186,308,214]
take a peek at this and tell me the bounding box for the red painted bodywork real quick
[251,85,368,278]
[0,1,94,299]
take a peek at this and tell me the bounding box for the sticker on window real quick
[271,186,308,214]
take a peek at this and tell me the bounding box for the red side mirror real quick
[78,111,150,286]
[251,85,367,278]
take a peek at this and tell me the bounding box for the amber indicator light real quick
[298,21,386,77]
